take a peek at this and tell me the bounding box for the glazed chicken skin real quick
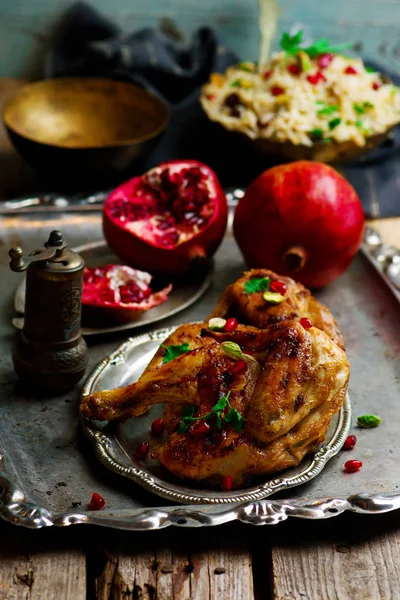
[209,269,344,349]
[81,294,349,488]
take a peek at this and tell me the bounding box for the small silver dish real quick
[81,326,352,505]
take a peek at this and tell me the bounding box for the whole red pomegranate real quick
[82,265,172,324]
[103,160,228,275]
[234,161,365,288]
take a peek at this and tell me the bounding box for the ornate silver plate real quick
[12,241,213,336]
[81,326,352,505]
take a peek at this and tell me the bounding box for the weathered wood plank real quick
[0,544,86,600]
[268,512,400,600]
[95,527,255,600]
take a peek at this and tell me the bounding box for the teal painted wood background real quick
[1,0,400,77]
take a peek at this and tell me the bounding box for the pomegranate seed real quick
[89,493,105,511]
[135,442,149,459]
[271,86,285,96]
[224,317,238,332]
[288,64,301,75]
[231,359,248,377]
[344,66,358,75]
[270,281,287,295]
[372,81,381,90]
[344,459,362,472]
[263,70,272,79]
[190,421,211,439]
[300,317,312,330]
[307,72,326,85]
[317,53,334,69]
[151,418,165,437]
[221,476,233,492]
[207,94,216,100]
[342,434,357,450]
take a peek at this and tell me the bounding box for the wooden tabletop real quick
[1,79,400,600]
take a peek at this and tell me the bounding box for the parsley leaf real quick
[329,117,341,130]
[161,342,190,364]
[230,79,241,88]
[280,30,304,55]
[225,407,244,431]
[308,128,324,139]
[317,105,338,116]
[353,103,365,115]
[355,119,364,129]
[244,277,271,294]
[211,391,231,414]
[177,405,197,433]
[365,66,376,73]
[364,101,374,109]
[279,30,353,59]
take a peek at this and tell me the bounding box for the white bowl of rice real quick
[200,38,400,163]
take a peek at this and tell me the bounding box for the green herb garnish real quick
[318,105,338,116]
[308,128,324,139]
[364,101,374,109]
[329,117,341,130]
[353,103,365,115]
[230,79,241,88]
[177,391,244,433]
[357,414,382,428]
[244,277,271,294]
[355,119,364,129]
[239,62,253,73]
[161,342,190,364]
[280,30,352,59]
[365,66,376,73]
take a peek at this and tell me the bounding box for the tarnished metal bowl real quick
[3,78,169,172]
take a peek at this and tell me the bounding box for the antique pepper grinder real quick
[9,230,88,391]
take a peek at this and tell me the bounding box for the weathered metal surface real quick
[0,212,400,529]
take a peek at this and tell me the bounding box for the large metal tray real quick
[1,209,400,530]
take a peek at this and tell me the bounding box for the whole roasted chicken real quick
[80,269,349,489]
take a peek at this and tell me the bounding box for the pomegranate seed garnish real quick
[263,70,272,79]
[288,64,301,75]
[231,359,248,377]
[135,442,149,459]
[343,434,357,450]
[300,317,312,330]
[372,81,381,90]
[221,476,233,492]
[190,421,211,439]
[207,94,216,100]
[270,281,287,295]
[224,317,238,332]
[151,418,165,437]
[307,72,326,85]
[344,459,362,472]
[344,66,358,75]
[271,86,285,96]
[89,493,105,511]
[317,53,334,69]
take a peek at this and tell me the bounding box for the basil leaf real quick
[244,277,271,294]
[161,343,190,364]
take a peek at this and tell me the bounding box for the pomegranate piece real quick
[82,265,172,324]
[344,66,358,75]
[224,317,239,332]
[189,421,211,439]
[271,86,285,96]
[231,360,248,377]
[344,459,362,472]
[263,71,272,79]
[103,160,228,275]
[135,442,150,459]
[221,476,233,491]
[307,72,326,85]
[317,53,334,69]
[151,418,165,437]
[372,81,381,90]
[300,317,312,330]
[270,280,287,295]
[342,434,357,450]
[288,64,301,75]
[89,493,105,510]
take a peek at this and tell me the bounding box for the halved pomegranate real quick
[82,265,172,324]
[103,160,228,275]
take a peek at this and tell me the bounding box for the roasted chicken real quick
[80,270,349,489]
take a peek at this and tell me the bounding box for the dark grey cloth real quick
[47,3,400,217]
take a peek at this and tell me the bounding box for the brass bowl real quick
[3,78,169,172]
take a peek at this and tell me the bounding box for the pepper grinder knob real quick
[9,247,25,272]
